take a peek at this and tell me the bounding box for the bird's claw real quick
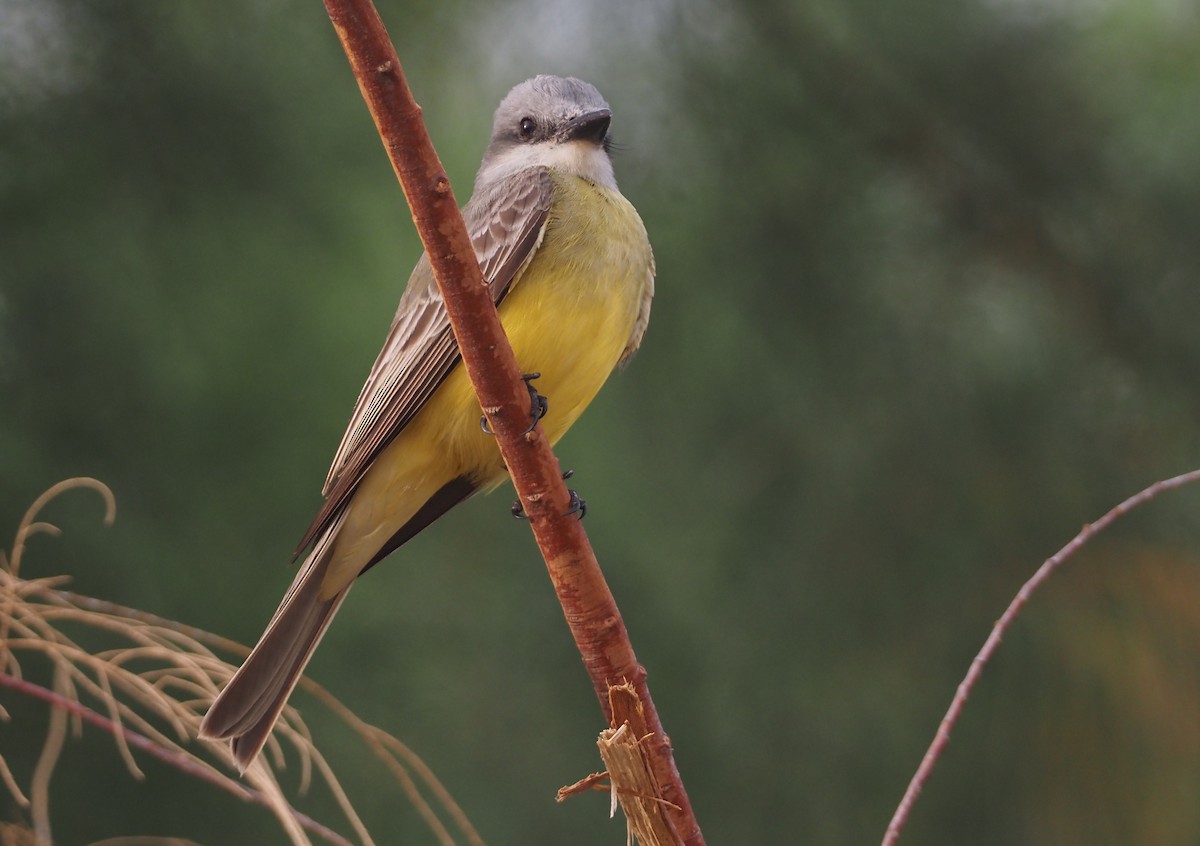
[563,489,587,520]
[481,372,548,435]
[510,470,585,520]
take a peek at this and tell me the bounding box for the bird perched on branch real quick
[200,75,655,770]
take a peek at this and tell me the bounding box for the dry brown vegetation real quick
[0,478,484,846]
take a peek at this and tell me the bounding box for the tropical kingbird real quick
[200,75,655,769]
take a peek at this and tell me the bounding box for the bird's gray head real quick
[476,75,618,191]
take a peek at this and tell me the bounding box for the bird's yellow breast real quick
[322,171,652,593]
[433,170,652,486]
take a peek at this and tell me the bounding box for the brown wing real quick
[294,168,554,557]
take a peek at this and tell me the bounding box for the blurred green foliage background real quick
[3,0,1200,843]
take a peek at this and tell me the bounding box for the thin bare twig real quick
[882,467,1200,845]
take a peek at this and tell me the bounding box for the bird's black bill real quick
[563,108,612,145]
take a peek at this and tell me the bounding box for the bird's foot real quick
[563,488,587,520]
[511,470,585,520]
[481,372,548,435]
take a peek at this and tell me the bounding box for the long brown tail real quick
[201,477,478,771]
[199,520,349,771]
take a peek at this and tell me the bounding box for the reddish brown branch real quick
[882,467,1200,845]
[0,672,352,846]
[319,3,704,844]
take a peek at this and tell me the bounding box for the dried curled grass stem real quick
[1,479,485,846]
[0,477,115,671]
[29,664,68,843]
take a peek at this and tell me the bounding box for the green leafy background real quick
[3,0,1200,843]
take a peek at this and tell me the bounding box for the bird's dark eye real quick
[518,117,536,139]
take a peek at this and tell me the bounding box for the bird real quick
[199,75,655,770]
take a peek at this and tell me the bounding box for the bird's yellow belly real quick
[430,175,649,488]
[321,175,650,592]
